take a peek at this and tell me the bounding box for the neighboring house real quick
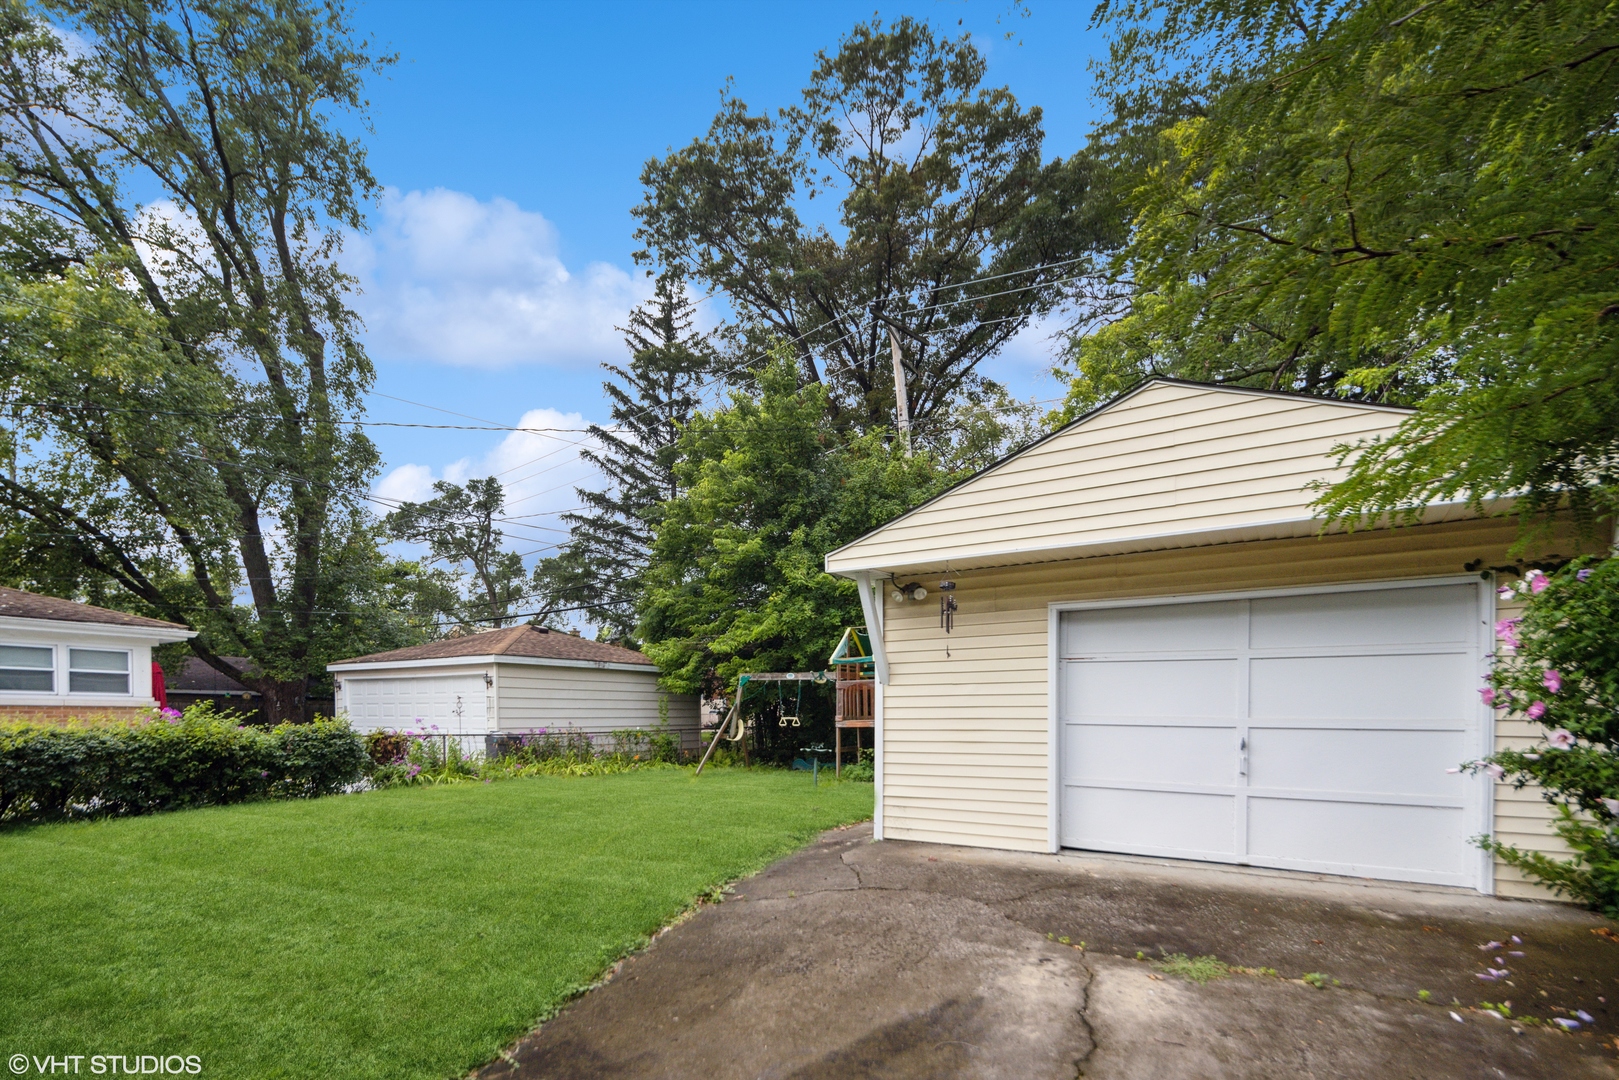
[0,586,195,721]
[328,625,699,752]
[826,378,1599,900]
[162,656,335,724]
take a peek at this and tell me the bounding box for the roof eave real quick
[827,501,1496,578]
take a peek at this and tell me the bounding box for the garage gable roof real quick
[825,379,1423,576]
[329,625,655,669]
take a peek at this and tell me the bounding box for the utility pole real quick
[888,326,912,458]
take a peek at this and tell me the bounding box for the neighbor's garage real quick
[1058,581,1487,886]
[825,379,1599,899]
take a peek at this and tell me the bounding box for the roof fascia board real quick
[328,654,656,675]
[828,501,1494,578]
[0,615,195,643]
[821,377,1416,570]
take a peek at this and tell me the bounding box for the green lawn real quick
[0,769,871,1079]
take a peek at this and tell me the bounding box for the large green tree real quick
[0,0,394,719]
[534,278,713,641]
[635,16,1120,445]
[385,478,530,631]
[640,355,944,699]
[1060,0,1619,539]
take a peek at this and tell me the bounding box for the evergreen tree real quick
[535,278,712,639]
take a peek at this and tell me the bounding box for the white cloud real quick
[347,188,651,369]
[372,407,603,561]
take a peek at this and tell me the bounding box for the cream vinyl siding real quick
[828,382,1414,575]
[878,516,1590,899]
[494,663,700,748]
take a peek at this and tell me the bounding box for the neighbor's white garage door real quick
[1058,581,1488,887]
[342,674,489,735]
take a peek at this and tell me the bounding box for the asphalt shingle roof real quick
[0,586,188,630]
[330,625,655,668]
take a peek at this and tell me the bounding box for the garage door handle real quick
[1239,737,1248,777]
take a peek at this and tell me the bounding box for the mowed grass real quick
[0,769,872,1079]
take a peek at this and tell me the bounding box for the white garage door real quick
[1058,581,1488,887]
[342,674,489,735]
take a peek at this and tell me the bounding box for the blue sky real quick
[345,0,1109,549]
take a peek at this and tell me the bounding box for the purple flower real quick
[260,770,269,778]
[1478,941,1504,951]
[1479,687,1497,706]
[1510,936,1522,944]
[1553,1017,1581,1030]
[1543,669,1562,694]
[1578,568,1593,581]
[1526,701,1547,720]
[1527,569,1549,594]
[1498,585,1516,599]
[1577,1010,1595,1023]
[1547,729,1576,750]
[159,707,182,719]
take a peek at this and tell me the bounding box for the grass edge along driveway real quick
[0,768,873,1080]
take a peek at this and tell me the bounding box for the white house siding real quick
[827,383,1416,575]
[494,663,700,750]
[0,624,171,716]
[877,515,1592,900]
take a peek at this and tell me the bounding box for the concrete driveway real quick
[477,823,1619,1079]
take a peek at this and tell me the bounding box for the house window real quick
[69,648,130,694]
[0,645,54,692]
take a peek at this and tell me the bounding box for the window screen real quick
[0,645,53,692]
[69,648,129,694]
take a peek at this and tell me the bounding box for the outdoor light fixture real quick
[890,582,928,602]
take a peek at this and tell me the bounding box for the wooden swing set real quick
[694,627,876,777]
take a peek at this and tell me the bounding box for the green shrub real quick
[840,747,875,782]
[1473,557,1619,915]
[0,704,366,822]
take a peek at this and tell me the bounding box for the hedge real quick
[0,705,367,822]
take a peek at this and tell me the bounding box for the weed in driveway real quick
[1153,954,1230,983]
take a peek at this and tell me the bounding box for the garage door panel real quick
[1249,653,1472,720]
[1062,786,1236,857]
[1249,584,1476,649]
[1062,659,1238,718]
[1062,600,1242,656]
[1247,798,1469,881]
[344,675,487,733]
[1247,726,1469,797]
[1058,581,1485,888]
[1064,722,1236,786]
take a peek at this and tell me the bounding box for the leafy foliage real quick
[1476,560,1619,915]
[636,15,1117,442]
[535,279,713,640]
[0,0,398,718]
[385,477,531,631]
[1060,0,1619,539]
[639,356,945,698]
[0,704,366,822]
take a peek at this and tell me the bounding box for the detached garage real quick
[328,624,698,752]
[825,379,1596,898]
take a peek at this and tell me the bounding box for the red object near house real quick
[152,661,168,710]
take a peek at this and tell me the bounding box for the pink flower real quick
[1479,687,1496,706]
[1498,585,1516,598]
[1603,799,1619,817]
[1526,701,1547,720]
[1478,941,1504,951]
[1526,569,1549,594]
[1484,763,1505,780]
[159,706,182,719]
[1543,670,1562,694]
[1547,729,1575,750]
[1494,618,1521,650]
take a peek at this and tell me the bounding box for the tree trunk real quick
[258,678,311,725]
